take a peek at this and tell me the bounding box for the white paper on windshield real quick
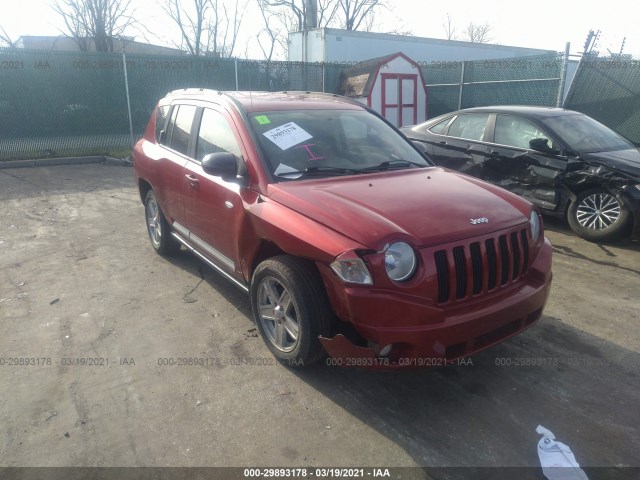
[274,163,302,178]
[263,122,312,150]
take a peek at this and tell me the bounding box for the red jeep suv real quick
[133,89,552,368]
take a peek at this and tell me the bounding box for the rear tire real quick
[144,190,180,255]
[567,188,632,242]
[251,256,334,367]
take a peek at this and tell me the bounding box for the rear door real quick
[427,113,492,177]
[182,106,246,277]
[484,114,567,210]
[154,104,197,227]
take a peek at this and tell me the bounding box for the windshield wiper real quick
[360,159,427,172]
[275,165,361,179]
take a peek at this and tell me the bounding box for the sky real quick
[1,0,638,60]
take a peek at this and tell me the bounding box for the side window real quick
[428,116,453,134]
[155,105,170,142]
[195,108,242,161]
[447,114,490,141]
[169,104,197,155]
[495,114,555,150]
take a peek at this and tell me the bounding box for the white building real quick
[288,28,556,63]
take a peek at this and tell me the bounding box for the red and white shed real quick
[337,52,428,127]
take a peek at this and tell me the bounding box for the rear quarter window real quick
[155,105,170,142]
[428,117,453,134]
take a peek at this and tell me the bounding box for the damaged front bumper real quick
[318,237,553,370]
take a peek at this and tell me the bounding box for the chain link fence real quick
[1,47,638,160]
[422,53,565,118]
[564,54,640,145]
[0,49,343,160]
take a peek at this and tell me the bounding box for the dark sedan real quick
[401,106,640,242]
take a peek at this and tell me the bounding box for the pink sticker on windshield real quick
[295,143,324,161]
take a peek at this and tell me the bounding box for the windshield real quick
[249,110,431,180]
[545,113,634,153]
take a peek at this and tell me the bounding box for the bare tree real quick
[163,0,247,56]
[337,0,384,31]
[255,0,289,61]
[261,0,338,31]
[162,0,208,55]
[442,13,456,40]
[462,22,492,43]
[256,0,386,59]
[261,0,386,32]
[0,25,18,48]
[216,0,246,57]
[53,0,135,52]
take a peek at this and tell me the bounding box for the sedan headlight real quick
[384,241,417,282]
[330,252,373,285]
[530,211,541,243]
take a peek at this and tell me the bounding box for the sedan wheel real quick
[568,189,632,242]
[576,192,621,230]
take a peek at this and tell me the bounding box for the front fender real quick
[242,198,367,277]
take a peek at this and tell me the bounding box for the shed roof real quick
[336,52,420,98]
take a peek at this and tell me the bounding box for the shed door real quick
[381,73,418,127]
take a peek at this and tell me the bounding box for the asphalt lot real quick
[0,164,639,474]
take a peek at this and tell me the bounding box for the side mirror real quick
[529,138,560,155]
[202,152,240,181]
[158,129,166,144]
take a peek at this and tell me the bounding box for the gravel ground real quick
[0,164,638,476]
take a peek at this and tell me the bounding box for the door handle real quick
[185,174,200,188]
[489,150,501,156]
[466,147,485,154]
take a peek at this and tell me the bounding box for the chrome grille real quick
[434,228,530,304]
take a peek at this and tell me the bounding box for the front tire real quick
[144,190,180,255]
[567,188,632,242]
[251,256,334,367]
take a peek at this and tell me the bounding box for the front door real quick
[381,73,418,128]
[183,107,246,276]
[484,114,567,210]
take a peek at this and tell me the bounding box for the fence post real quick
[122,51,135,150]
[235,59,239,90]
[557,42,570,107]
[457,61,466,110]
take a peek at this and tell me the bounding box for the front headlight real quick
[529,211,541,242]
[384,241,417,282]
[330,252,373,285]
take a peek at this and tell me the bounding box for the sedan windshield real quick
[545,113,634,153]
[249,110,431,180]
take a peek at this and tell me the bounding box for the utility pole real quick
[582,29,600,55]
[304,0,318,29]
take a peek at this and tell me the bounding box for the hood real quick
[580,148,640,178]
[267,168,530,249]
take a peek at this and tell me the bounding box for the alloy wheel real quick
[575,192,621,231]
[146,196,162,246]
[257,277,300,352]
